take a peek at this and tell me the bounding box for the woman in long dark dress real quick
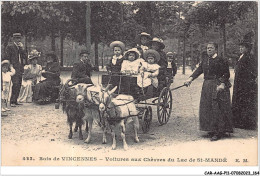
[232,41,257,130]
[33,52,60,104]
[185,42,233,141]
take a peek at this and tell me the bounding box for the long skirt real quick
[232,82,257,130]
[17,79,34,103]
[33,79,60,101]
[199,80,233,133]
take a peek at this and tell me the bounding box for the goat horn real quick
[104,84,111,92]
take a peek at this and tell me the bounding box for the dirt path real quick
[1,71,258,166]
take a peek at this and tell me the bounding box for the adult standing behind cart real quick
[4,33,27,107]
[71,50,96,84]
[148,38,168,94]
[135,32,152,58]
[232,37,257,130]
[184,42,233,141]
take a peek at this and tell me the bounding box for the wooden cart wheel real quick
[157,87,173,125]
[142,106,152,133]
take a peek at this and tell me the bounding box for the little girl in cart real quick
[121,48,144,75]
[137,49,160,94]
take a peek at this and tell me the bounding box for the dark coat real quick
[157,50,167,69]
[71,61,94,84]
[191,54,233,133]
[232,52,257,129]
[106,55,124,74]
[4,42,27,75]
[170,61,177,77]
[33,62,61,101]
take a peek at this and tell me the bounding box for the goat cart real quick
[101,73,177,133]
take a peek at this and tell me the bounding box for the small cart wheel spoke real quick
[157,87,173,125]
[142,107,152,133]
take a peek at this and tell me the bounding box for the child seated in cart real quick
[137,49,160,95]
[106,41,125,74]
[120,48,144,99]
[121,48,144,75]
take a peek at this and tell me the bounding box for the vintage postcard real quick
[1,1,259,175]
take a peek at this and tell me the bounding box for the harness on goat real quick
[101,92,137,123]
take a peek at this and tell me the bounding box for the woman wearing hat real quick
[232,40,257,130]
[106,41,125,74]
[17,50,42,103]
[33,52,61,104]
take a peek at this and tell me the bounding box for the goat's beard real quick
[78,102,85,111]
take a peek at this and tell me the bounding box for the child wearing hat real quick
[106,41,125,74]
[121,48,144,75]
[137,49,160,93]
[149,37,168,92]
[166,52,177,83]
[1,60,15,112]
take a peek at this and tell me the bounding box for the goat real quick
[72,83,108,144]
[98,86,140,150]
[61,82,86,140]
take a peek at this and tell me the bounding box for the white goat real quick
[99,86,140,150]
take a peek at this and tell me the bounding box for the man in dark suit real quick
[71,50,96,84]
[5,33,27,106]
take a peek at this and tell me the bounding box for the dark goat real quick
[61,84,85,140]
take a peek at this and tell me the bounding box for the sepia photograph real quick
[1,1,259,175]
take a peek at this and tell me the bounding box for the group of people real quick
[1,33,61,115]
[1,32,257,142]
[184,40,257,141]
[106,32,177,97]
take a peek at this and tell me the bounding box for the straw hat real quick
[149,37,165,49]
[138,32,152,39]
[143,49,160,63]
[124,48,141,60]
[109,41,125,52]
[1,60,10,66]
[28,49,41,60]
[13,33,22,38]
[166,52,174,57]
[79,49,90,56]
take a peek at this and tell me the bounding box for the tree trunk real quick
[86,2,91,53]
[183,34,186,75]
[120,3,124,40]
[177,38,180,65]
[220,22,226,58]
[191,43,194,71]
[146,2,153,35]
[94,40,99,70]
[51,31,55,52]
[60,33,64,67]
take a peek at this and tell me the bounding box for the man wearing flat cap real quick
[4,33,27,106]
[71,50,96,84]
